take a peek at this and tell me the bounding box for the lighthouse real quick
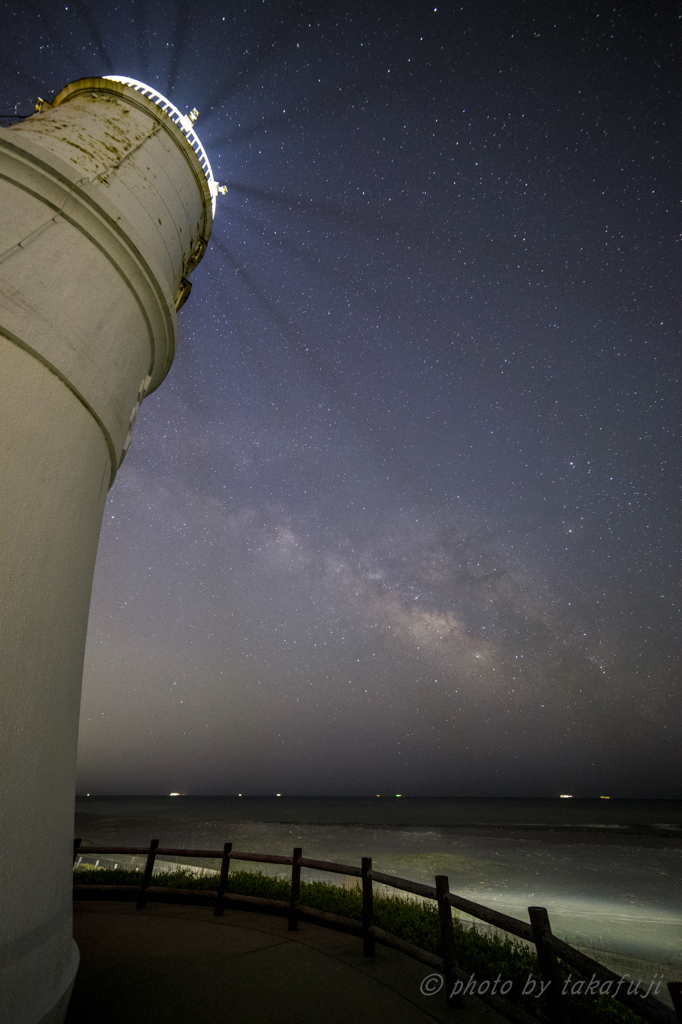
[0,77,221,1024]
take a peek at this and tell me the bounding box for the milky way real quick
[2,0,679,796]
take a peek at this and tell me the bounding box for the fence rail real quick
[72,838,679,1024]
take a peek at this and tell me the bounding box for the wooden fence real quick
[72,838,681,1024]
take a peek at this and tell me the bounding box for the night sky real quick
[2,0,679,797]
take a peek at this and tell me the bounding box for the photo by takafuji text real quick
[420,971,665,1001]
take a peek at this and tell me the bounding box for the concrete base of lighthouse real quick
[35,977,79,1024]
[0,337,110,1024]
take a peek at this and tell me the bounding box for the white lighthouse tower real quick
[0,77,221,1024]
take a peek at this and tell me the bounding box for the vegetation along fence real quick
[72,838,682,1024]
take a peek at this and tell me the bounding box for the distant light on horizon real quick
[169,792,180,797]
[560,794,573,799]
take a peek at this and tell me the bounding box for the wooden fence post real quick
[136,839,159,910]
[668,982,682,1022]
[214,842,232,917]
[288,847,302,931]
[362,857,375,957]
[435,875,462,1008]
[73,838,81,864]
[528,906,569,1024]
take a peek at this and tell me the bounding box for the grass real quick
[73,865,644,1023]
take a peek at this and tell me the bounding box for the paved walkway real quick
[66,902,506,1024]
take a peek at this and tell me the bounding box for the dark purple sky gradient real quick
[3,0,679,796]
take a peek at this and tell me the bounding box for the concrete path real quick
[66,902,506,1024]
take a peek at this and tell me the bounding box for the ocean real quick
[74,796,682,972]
